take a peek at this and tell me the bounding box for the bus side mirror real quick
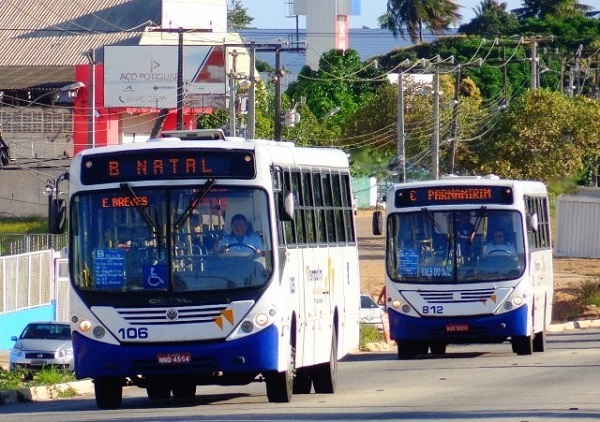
[49,198,67,234]
[527,212,539,233]
[280,191,295,221]
[372,210,383,235]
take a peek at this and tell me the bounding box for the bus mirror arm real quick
[281,191,294,221]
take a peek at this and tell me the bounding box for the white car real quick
[360,294,384,330]
[9,321,74,372]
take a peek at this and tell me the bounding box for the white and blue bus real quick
[373,177,553,359]
[52,129,360,408]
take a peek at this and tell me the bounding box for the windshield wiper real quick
[173,178,216,230]
[120,183,157,235]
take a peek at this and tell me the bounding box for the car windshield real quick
[70,186,272,293]
[361,295,379,309]
[22,323,71,340]
[386,209,525,284]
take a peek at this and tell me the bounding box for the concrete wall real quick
[1,305,55,350]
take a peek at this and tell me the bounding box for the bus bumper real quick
[72,324,280,379]
[388,305,529,343]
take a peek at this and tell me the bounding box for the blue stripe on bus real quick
[72,324,280,379]
[388,305,529,342]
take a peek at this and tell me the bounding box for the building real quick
[0,0,404,217]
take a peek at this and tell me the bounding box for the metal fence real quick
[0,234,68,256]
[0,250,55,314]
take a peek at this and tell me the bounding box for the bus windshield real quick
[70,186,272,293]
[386,209,525,284]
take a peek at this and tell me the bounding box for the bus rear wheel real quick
[312,329,338,394]
[532,331,546,352]
[94,377,123,409]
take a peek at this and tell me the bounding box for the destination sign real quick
[394,185,513,207]
[81,149,255,185]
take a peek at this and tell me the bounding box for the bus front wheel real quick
[265,344,294,402]
[94,377,123,409]
[397,341,427,359]
[511,335,533,355]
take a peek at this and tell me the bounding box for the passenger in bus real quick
[217,213,264,253]
[485,229,516,255]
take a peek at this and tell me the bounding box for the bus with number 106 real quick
[50,129,360,408]
[373,177,553,359]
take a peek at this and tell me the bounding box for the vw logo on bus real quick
[165,308,179,321]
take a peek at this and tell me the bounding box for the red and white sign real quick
[104,45,226,108]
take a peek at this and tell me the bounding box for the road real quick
[1,329,599,421]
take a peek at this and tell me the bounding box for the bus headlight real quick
[241,321,254,333]
[79,319,92,332]
[255,313,269,326]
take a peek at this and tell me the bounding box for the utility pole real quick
[432,57,441,180]
[274,46,282,141]
[147,27,213,130]
[228,49,240,136]
[531,40,538,89]
[86,48,96,148]
[397,71,405,183]
[247,43,256,139]
[448,65,461,174]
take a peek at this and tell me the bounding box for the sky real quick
[241,0,524,29]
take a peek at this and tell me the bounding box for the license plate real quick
[446,323,469,332]
[30,359,47,365]
[156,352,191,365]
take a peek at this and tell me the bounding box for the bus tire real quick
[312,329,337,394]
[147,381,171,400]
[171,380,197,400]
[511,335,533,355]
[532,331,546,352]
[430,342,447,355]
[397,341,426,359]
[266,344,294,402]
[94,377,123,409]
[293,368,312,394]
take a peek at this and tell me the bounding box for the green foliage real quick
[0,368,24,390]
[385,0,462,43]
[475,89,600,181]
[0,366,74,390]
[227,0,253,30]
[30,367,75,386]
[458,0,520,36]
[0,217,47,233]
[359,324,384,350]
[576,278,600,307]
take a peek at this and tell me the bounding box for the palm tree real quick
[515,0,594,19]
[384,0,461,43]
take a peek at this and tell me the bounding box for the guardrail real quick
[0,234,68,256]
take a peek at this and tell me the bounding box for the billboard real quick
[104,45,226,108]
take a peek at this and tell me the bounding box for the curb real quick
[0,380,94,405]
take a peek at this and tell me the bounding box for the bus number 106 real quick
[118,327,149,339]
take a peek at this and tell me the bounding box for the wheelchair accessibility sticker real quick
[143,265,167,289]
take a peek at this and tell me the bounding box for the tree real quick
[474,89,600,181]
[515,0,593,20]
[458,0,519,36]
[227,0,253,30]
[385,0,462,43]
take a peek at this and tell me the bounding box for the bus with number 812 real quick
[51,129,360,408]
[373,177,553,359]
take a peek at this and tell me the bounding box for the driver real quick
[216,213,264,253]
[485,229,516,255]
